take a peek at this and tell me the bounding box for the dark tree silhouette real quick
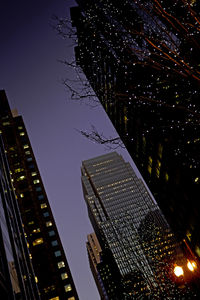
[54,1,200,149]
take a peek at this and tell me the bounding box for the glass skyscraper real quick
[0,90,79,300]
[0,134,40,299]
[81,152,198,299]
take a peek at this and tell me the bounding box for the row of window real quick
[15,173,40,185]
[21,141,75,295]
[42,216,72,288]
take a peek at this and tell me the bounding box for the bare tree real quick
[53,1,200,147]
[76,125,125,149]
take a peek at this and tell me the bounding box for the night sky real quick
[0,1,139,299]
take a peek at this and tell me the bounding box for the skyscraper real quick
[81,152,197,299]
[0,134,40,299]
[86,233,108,300]
[0,90,79,300]
[71,0,200,261]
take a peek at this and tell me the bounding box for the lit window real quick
[41,203,47,209]
[33,238,44,246]
[20,193,24,198]
[44,285,56,293]
[20,132,25,136]
[51,240,58,247]
[32,228,40,233]
[35,276,38,283]
[57,261,65,269]
[35,186,42,192]
[33,179,40,184]
[48,230,55,237]
[158,144,163,158]
[68,297,75,300]
[38,194,44,200]
[46,221,52,227]
[2,121,10,126]
[147,165,152,175]
[17,175,26,181]
[27,157,32,162]
[43,212,49,217]
[148,156,152,165]
[54,250,61,257]
[49,297,59,300]
[165,173,169,182]
[14,168,24,173]
[64,284,72,292]
[18,126,23,130]
[28,221,34,225]
[9,146,15,151]
[31,172,37,177]
[157,160,161,168]
[156,166,160,179]
[23,144,29,149]
[61,273,68,280]
[25,150,31,155]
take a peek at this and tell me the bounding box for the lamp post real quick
[187,260,197,272]
[172,258,200,297]
[174,265,184,277]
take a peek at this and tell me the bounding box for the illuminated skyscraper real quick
[71,0,200,263]
[0,135,40,299]
[0,90,79,300]
[81,152,196,299]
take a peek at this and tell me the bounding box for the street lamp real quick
[187,260,197,272]
[174,265,184,277]
[173,260,198,279]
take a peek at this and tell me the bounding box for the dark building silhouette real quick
[71,0,200,263]
[0,90,79,300]
[81,152,197,299]
[86,233,108,300]
[0,135,40,299]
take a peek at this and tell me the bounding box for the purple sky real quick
[0,1,138,299]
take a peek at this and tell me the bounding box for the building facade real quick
[71,0,200,262]
[81,152,198,299]
[86,233,108,300]
[0,90,79,300]
[0,134,40,299]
